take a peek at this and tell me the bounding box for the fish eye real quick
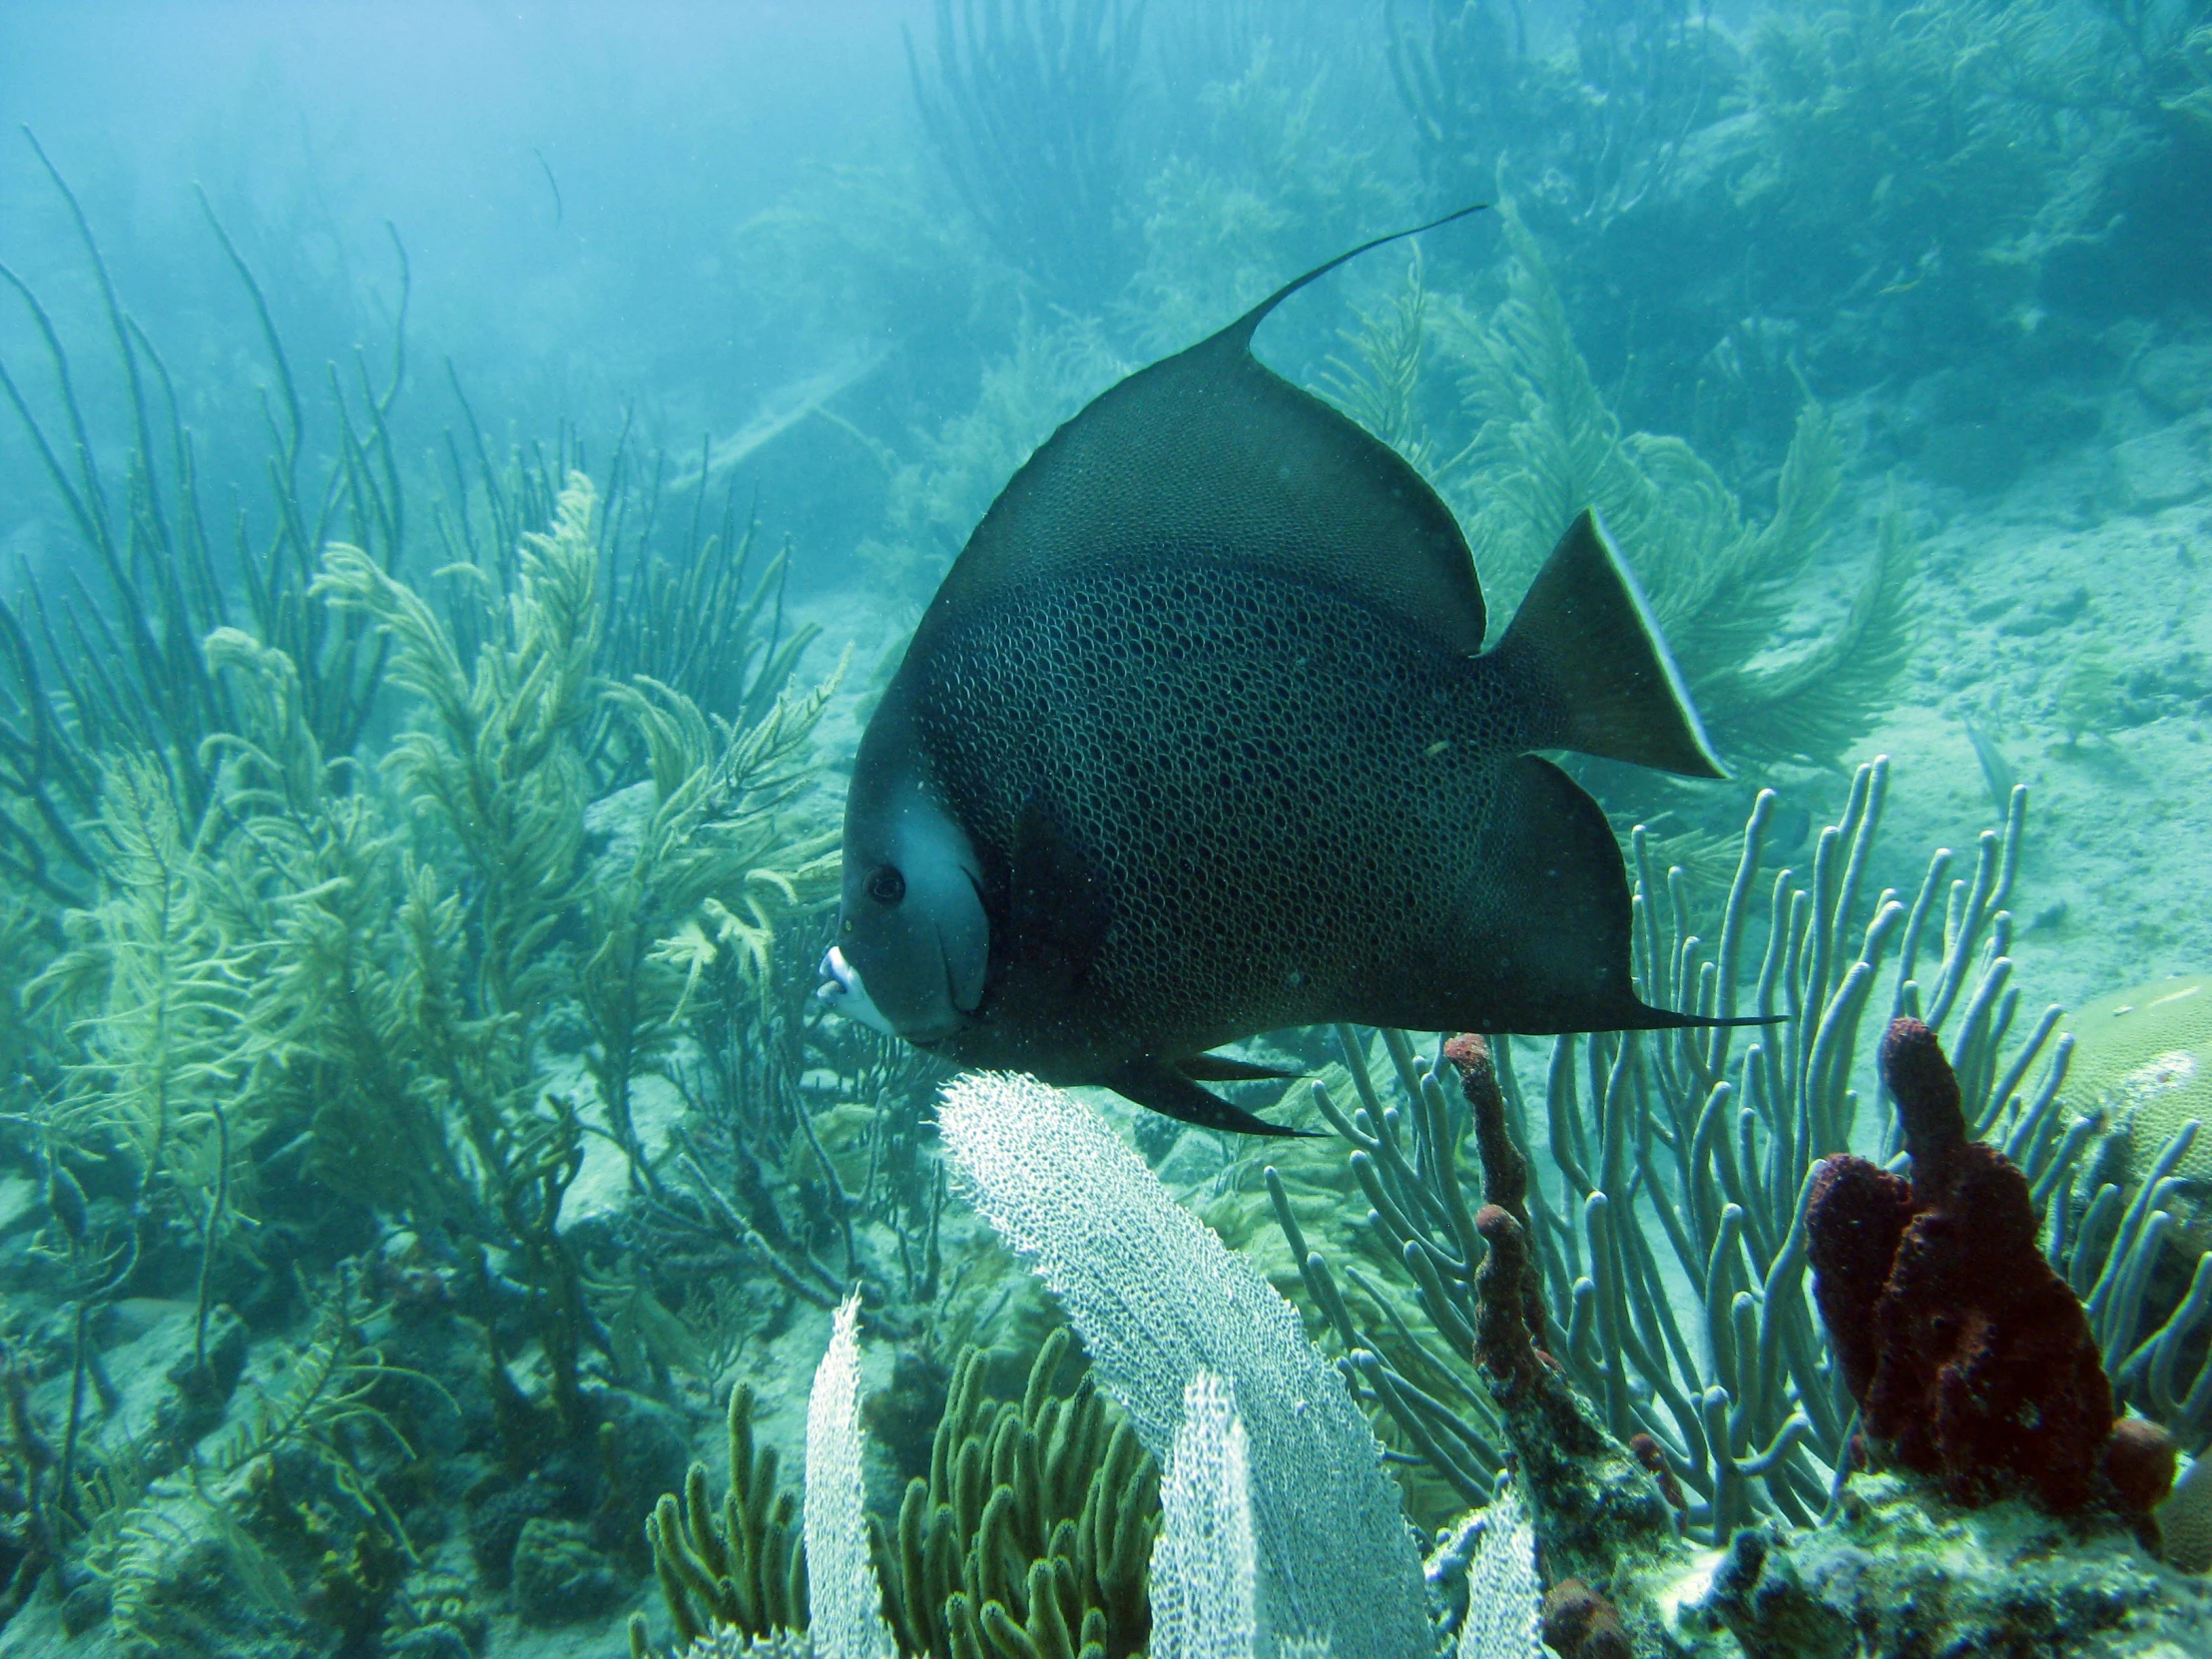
[865,864,906,906]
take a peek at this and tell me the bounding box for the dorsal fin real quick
[923,206,1493,657]
[1210,203,1492,355]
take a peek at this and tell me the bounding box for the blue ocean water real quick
[0,4,2208,1656]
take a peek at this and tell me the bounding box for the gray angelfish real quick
[824,208,1753,1136]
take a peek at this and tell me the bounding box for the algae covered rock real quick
[2135,340,2212,419]
[2062,974,2212,1247]
[1693,1470,2212,1659]
[511,1516,622,1625]
[590,1386,693,1561]
[2161,1453,2212,1575]
[384,1627,475,1659]
[467,1476,565,1588]
[381,1563,490,1658]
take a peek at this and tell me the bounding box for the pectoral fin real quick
[1006,794,1113,998]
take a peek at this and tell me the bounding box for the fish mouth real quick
[819,945,897,1036]
[818,945,960,1045]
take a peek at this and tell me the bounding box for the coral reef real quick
[1537,1579,1629,1659]
[1196,764,2212,1652]
[512,1516,620,1625]
[1450,1093,1696,1658]
[644,1382,809,1650]
[1422,1009,2212,1659]
[1231,759,2212,1561]
[1471,1201,1675,1570]
[1386,0,2212,476]
[0,428,853,1659]
[673,1630,815,1659]
[639,1325,1160,1659]
[6,10,2212,1653]
[379,1564,489,1659]
[0,143,402,905]
[1807,1017,2171,1518]
[1466,1197,1678,1645]
[1246,768,2039,1541]
[2060,973,2212,1249]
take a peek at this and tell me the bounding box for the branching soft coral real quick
[315,475,602,1028]
[1436,210,1915,774]
[34,752,265,1214]
[314,473,842,1188]
[31,474,845,1241]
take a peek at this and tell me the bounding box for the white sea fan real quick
[1151,1370,1258,1659]
[937,1072,1432,1659]
[804,1294,894,1659]
[680,1628,812,1659]
[1457,1478,1543,1659]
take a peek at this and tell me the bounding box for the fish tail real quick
[1488,509,1727,780]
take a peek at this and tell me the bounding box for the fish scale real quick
[914,564,1521,1072]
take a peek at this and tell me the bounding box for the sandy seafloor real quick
[1858,394,2212,1017]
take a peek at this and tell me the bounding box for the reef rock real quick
[1696,1470,2212,1659]
[511,1517,621,1625]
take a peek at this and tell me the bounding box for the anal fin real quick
[1419,755,1760,1036]
[1106,1057,1314,1138]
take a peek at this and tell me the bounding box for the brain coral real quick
[2062,974,2212,1247]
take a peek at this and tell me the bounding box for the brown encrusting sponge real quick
[1806,1016,2176,1517]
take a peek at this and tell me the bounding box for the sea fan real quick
[937,1072,1432,1659]
[803,1295,895,1659]
[1149,1370,1257,1659]
[1456,1479,1542,1659]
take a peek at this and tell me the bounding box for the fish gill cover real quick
[0,3,2207,1658]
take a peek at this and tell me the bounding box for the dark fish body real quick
[911,565,1549,1074]
[832,209,1741,1134]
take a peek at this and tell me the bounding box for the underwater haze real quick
[1,3,2211,1657]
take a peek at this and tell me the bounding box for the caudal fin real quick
[1490,510,1726,780]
